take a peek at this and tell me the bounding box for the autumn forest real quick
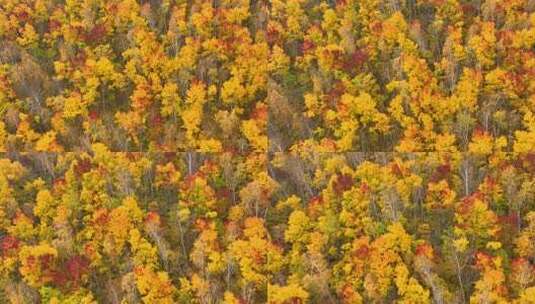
[1,0,535,303]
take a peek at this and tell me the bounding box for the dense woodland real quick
[1,0,535,303]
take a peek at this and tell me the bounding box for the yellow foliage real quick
[268,283,309,304]
[16,23,38,47]
[34,189,56,220]
[242,119,267,151]
[134,267,176,304]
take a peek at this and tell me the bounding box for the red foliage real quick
[134,266,144,276]
[195,218,208,230]
[15,10,30,23]
[507,71,526,93]
[340,284,358,302]
[430,163,451,182]
[48,19,61,33]
[461,3,477,15]
[511,257,533,276]
[391,163,403,176]
[371,21,382,34]
[93,209,110,226]
[71,52,87,68]
[26,255,37,268]
[415,243,434,260]
[39,253,54,270]
[498,30,514,48]
[1,236,20,255]
[457,192,484,215]
[126,152,139,161]
[523,153,535,171]
[53,177,66,192]
[53,271,68,287]
[333,174,354,195]
[472,126,487,138]
[307,195,324,217]
[200,160,218,175]
[342,49,368,73]
[325,48,344,68]
[360,182,370,194]
[53,255,89,287]
[320,138,338,150]
[354,244,370,259]
[223,146,239,154]
[66,255,89,282]
[512,257,528,268]
[163,152,176,162]
[215,187,231,201]
[146,210,160,222]
[182,173,203,190]
[151,113,163,126]
[474,251,493,269]
[309,195,323,207]
[107,3,119,15]
[484,176,497,189]
[251,103,268,121]
[88,110,99,121]
[498,213,519,231]
[132,83,152,110]
[301,40,316,54]
[75,158,92,176]
[84,24,107,43]
[84,243,96,259]
[327,81,346,103]
[266,24,280,44]
[251,248,265,264]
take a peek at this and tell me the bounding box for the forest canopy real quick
[1,0,535,303]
